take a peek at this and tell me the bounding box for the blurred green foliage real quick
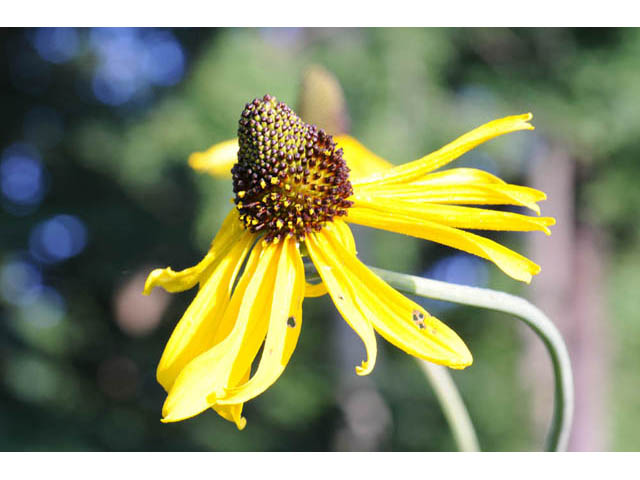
[1,28,639,451]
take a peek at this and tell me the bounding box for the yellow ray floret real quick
[352,194,555,235]
[355,168,547,215]
[160,241,273,423]
[305,222,378,375]
[143,209,247,294]
[346,206,541,283]
[352,113,534,187]
[307,222,472,369]
[216,238,305,405]
[161,237,305,423]
[188,138,239,177]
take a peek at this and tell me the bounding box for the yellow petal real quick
[161,242,278,423]
[346,206,540,283]
[305,223,377,376]
[310,225,472,369]
[352,194,555,235]
[410,167,507,186]
[212,367,250,430]
[304,218,356,298]
[333,217,357,255]
[217,237,305,405]
[156,229,254,392]
[305,281,328,298]
[188,138,238,177]
[355,174,546,215]
[213,403,247,430]
[352,113,534,187]
[334,135,393,181]
[143,209,246,294]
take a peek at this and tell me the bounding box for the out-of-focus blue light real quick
[0,257,43,306]
[0,143,45,207]
[89,28,186,106]
[427,253,489,287]
[32,28,79,64]
[92,64,142,106]
[29,214,88,264]
[423,254,489,313]
[142,31,185,86]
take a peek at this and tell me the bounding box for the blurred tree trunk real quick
[526,142,610,451]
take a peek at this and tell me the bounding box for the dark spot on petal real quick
[287,316,296,328]
[412,309,427,329]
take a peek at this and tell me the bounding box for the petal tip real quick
[355,361,373,376]
[143,268,165,295]
[235,416,247,431]
[453,350,473,370]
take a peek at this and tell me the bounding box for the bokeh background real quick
[1,27,638,451]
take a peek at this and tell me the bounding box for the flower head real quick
[145,95,554,428]
[232,95,353,243]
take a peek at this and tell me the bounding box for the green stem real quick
[416,359,480,452]
[372,266,573,452]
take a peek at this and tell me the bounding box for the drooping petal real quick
[352,195,555,234]
[309,223,472,369]
[217,237,305,405]
[355,178,547,215]
[212,367,250,430]
[335,135,393,181]
[161,241,279,423]
[155,229,254,391]
[303,217,357,298]
[346,206,541,283]
[144,209,247,294]
[306,222,377,375]
[188,138,238,177]
[352,113,534,187]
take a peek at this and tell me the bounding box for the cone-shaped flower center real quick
[232,95,353,243]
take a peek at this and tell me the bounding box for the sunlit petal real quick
[303,217,356,298]
[309,224,472,369]
[355,176,546,215]
[306,222,377,375]
[161,242,278,423]
[188,138,238,177]
[346,206,540,283]
[143,209,247,294]
[353,113,534,187]
[335,135,393,181]
[217,237,305,405]
[155,229,254,391]
[352,194,554,234]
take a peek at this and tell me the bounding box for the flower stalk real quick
[416,360,480,452]
[372,266,573,452]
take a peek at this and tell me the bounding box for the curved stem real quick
[371,266,574,452]
[416,359,480,451]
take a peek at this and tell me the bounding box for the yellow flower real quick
[144,95,554,429]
